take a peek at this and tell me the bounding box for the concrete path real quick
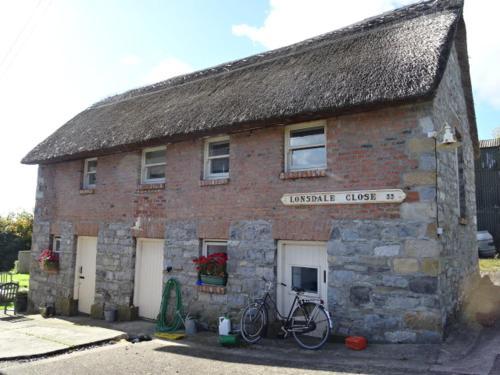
[0,313,153,360]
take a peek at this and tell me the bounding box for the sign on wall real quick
[281,189,406,206]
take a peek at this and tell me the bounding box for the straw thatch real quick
[22,0,476,164]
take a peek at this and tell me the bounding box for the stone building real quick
[22,0,479,343]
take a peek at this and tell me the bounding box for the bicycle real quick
[240,277,333,350]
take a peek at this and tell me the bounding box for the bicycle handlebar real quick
[262,277,287,287]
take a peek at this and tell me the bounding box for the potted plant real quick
[38,249,59,274]
[193,252,228,286]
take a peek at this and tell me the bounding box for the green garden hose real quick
[156,278,184,332]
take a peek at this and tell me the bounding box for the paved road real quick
[0,339,431,375]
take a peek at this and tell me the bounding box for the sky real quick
[0,0,499,215]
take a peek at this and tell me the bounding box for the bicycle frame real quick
[257,289,327,332]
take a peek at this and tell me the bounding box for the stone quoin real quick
[22,0,479,343]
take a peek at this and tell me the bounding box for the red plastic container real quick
[345,336,367,350]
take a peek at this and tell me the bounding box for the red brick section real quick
[198,285,226,294]
[279,169,327,180]
[199,178,230,187]
[38,103,425,240]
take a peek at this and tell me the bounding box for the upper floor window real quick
[83,158,97,189]
[142,146,166,184]
[285,121,326,172]
[204,136,230,179]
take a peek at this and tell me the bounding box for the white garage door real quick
[134,239,164,320]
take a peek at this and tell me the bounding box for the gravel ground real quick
[0,339,429,375]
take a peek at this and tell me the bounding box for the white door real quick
[278,241,328,316]
[134,239,164,320]
[74,236,97,314]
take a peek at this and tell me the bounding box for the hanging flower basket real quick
[38,249,59,274]
[193,252,228,286]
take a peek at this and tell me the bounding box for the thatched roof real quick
[22,0,476,164]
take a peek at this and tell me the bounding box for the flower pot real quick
[200,274,227,286]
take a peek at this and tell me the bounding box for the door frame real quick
[133,238,165,319]
[277,240,328,315]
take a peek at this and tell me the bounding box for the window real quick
[456,140,466,219]
[203,240,228,256]
[204,137,230,179]
[285,121,326,172]
[83,158,97,188]
[142,146,166,183]
[52,236,61,253]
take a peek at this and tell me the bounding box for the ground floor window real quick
[202,240,228,256]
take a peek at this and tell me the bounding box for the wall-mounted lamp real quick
[427,123,460,149]
[440,124,457,145]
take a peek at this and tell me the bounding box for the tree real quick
[0,211,33,271]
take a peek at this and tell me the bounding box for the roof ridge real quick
[91,0,463,109]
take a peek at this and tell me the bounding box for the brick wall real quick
[36,104,424,230]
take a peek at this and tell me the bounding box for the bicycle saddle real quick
[292,287,305,293]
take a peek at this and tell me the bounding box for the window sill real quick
[197,284,226,294]
[136,183,165,192]
[280,169,327,180]
[79,189,95,195]
[200,178,230,187]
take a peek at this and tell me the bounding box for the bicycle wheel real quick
[291,302,331,350]
[240,302,267,344]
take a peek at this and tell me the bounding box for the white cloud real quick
[142,58,193,85]
[233,0,500,109]
[232,0,414,50]
[463,1,500,109]
[120,54,142,66]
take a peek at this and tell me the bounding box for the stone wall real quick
[328,219,442,343]
[431,42,479,326]
[91,222,136,319]
[17,251,31,274]
[164,220,275,326]
[28,221,77,315]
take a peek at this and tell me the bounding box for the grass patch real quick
[479,258,500,272]
[12,273,30,290]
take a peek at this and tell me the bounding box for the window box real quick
[83,158,97,189]
[142,146,166,184]
[193,240,228,286]
[200,274,227,286]
[204,136,230,180]
[285,121,327,172]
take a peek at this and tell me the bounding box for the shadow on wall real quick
[463,274,500,327]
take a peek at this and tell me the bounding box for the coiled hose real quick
[156,278,184,332]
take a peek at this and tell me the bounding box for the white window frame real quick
[53,236,61,253]
[141,146,166,184]
[284,121,327,172]
[202,240,228,256]
[204,136,230,180]
[83,157,97,189]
